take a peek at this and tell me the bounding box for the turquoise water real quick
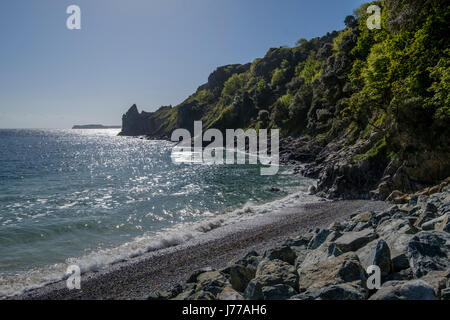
[0,129,313,296]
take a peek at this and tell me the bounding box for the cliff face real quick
[119,104,172,138]
[118,0,450,200]
[119,63,251,137]
[120,105,148,136]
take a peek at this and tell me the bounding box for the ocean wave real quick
[0,187,319,299]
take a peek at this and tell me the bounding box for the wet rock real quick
[369,280,436,300]
[308,185,317,195]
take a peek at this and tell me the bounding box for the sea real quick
[0,128,316,297]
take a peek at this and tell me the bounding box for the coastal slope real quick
[118,0,450,200]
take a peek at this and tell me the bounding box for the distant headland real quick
[72,124,121,129]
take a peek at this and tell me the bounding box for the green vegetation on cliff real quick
[144,1,448,142]
[122,0,449,196]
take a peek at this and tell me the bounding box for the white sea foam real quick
[0,187,320,299]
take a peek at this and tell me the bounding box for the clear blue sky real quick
[0,0,366,129]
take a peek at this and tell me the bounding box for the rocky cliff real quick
[119,0,450,200]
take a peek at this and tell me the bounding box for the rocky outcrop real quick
[119,63,250,138]
[148,187,450,300]
[278,132,450,201]
[119,104,171,137]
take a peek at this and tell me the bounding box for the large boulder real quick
[405,231,450,278]
[357,239,392,277]
[297,252,367,292]
[353,211,375,224]
[244,279,264,300]
[441,288,450,300]
[187,267,215,283]
[292,247,309,269]
[217,287,244,300]
[375,219,416,271]
[414,210,438,229]
[171,284,196,300]
[434,213,449,232]
[291,282,366,300]
[195,271,229,296]
[230,251,260,266]
[308,229,332,250]
[421,214,447,231]
[254,259,299,290]
[284,233,314,247]
[244,259,299,299]
[299,242,342,269]
[263,246,297,265]
[369,280,437,300]
[188,291,216,300]
[334,229,377,253]
[261,284,297,300]
[228,264,255,293]
[418,270,450,298]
